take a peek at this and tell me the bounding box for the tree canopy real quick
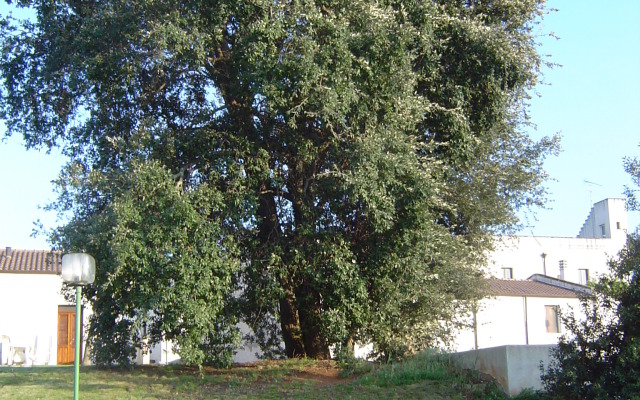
[1,0,558,364]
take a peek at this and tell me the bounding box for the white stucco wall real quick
[147,324,373,365]
[0,273,76,365]
[578,198,628,242]
[454,295,582,352]
[488,198,628,285]
[147,322,262,365]
[488,235,623,284]
[149,340,182,365]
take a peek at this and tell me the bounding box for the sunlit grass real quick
[0,353,541,399]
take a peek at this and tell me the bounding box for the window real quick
[617,221,621,230]
[579,269,589,285]
[545,305,561,333]
[502,268,513,279]
[600,224,606,237]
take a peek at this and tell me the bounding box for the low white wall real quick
[449,344,555,396]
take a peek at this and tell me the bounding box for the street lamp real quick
[61,253,96,400]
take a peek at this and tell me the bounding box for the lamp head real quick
[61,253,96,285]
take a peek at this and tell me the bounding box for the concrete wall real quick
[0,273,86,366]
[450,344,555,396]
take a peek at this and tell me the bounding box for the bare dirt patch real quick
[284,361,344,386]
[231,359,346,386]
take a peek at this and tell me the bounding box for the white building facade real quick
[0,248,91,366]
[453,198,628,352]
[488,198,628,284]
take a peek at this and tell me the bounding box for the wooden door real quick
[57,311,75,365]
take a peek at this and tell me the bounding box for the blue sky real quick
[1,0,639,249]
[518,0,640,236]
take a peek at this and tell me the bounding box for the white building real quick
[0,247,256,366]
[453,275,589,351]
[454,198,628,352]
[0,248,90,366]
[488,198,628,284]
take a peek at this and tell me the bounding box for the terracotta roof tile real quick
[485,279,582,298]
[0,248,62,274]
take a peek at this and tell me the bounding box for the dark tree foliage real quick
[1,0,558,365]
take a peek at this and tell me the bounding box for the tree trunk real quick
[283,165,330,359]
[279,289,306,358]
[297,286,330,359]
[255,186,308,357]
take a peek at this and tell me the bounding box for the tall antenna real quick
[584,180,602,205]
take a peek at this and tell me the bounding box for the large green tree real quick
[1,0,557,363]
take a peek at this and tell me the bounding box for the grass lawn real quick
[0,353,535,399]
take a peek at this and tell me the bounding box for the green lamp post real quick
[61,253,96,400]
